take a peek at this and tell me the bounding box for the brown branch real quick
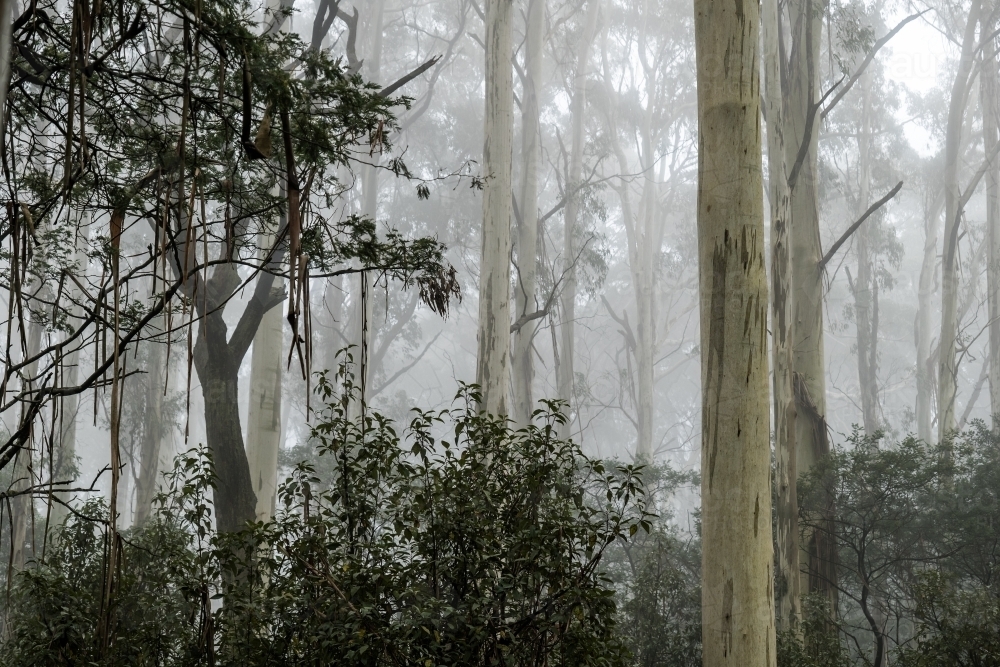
[378,56,441,98]
[819,181,903,271]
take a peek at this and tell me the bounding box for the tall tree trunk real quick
[634,99,657,462]
[786,0,837,613]
[196,346,258,533]
[558,0,599,436]
[242,0,294,526]
[350,0,385,404]
[763,0,799,633]
[938,0,983,442]
[915,187,942,443]
[245,268,284,522]
[694,0,777,662]
[476,0,514,415]
[134,316,167,526]
[513,0,543,426]
[854,73,880,436]
[983,7,1000,431]
[51,218,92,527]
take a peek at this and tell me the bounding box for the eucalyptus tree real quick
[939,0,986,442]
[476,0,514,415]
[694,0,777,661]
[0,0,458,537]
[597,0,698,462]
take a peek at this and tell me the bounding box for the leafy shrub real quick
[2,373,650,667]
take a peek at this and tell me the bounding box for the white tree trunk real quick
[51,218,92,527]
[763,0,798,633]
[134,314,168,526]
[476,0,514,415]
[938,0,982,441]
[915,190,942,443]
[983,9,1000,430]
[246,280,284,522]
[785,0,837,610]
[694,0,777,662]
[854,74,879,435]
[558,0,599,437]
[513,0,544,426]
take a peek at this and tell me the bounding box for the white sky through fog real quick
[884,9,950,156]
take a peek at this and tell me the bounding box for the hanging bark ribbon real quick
[280,107,306,376]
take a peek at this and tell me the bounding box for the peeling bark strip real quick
[475,0,514,416]
[762,0,799,632]
[694,0,777,662]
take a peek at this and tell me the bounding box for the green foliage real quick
[2,369,651,666]
[604,464,701,667]
[894,571,1000,667]
[798,424,1000,665]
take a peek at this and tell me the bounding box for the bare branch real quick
[378,56,442,98]
[819,181,903,271]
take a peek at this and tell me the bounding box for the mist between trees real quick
[0,0,996,664]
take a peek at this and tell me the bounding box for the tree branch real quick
[378,56,441,98]
[370,330,442,397]
[787,77,844,190]
[819,181,903,271]
[821,11,929,121]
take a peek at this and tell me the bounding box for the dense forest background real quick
[0,0,997,663]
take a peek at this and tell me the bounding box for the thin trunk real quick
[786,0,837,613]
[694,0,777,662]
[763,0,799,633]
[634,95,656,462]
[10,316,44,569]
[352,0,384,403]
[915,189,942,443]
[854,73,879,435]
[52,218,92,527]
[983,8,1000,430]
[938,0,982,442]
[476,0,514,415]
[133,316,166,526]
[559,0,599,436]
[513,0,543,426]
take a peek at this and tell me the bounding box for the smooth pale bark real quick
[915,187,943,443]
[762,0,798,633]
[246,263,284,522]
[134,316,167,526]
[476,0,514,415]
[634,72,657,462]
[513,0,543,426]
[785,0,837,611]
[51,219,92,527]
[854,75,879,435]
[244,0,290,523]
[983,14,1000,430]
[938,0,982,442]
[694,0,777,662]
[559,0,599,436]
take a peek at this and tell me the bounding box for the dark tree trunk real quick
[200,359,257,533]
